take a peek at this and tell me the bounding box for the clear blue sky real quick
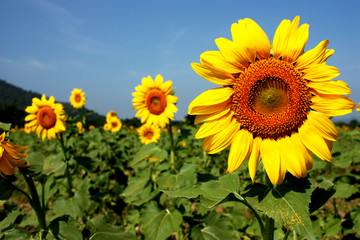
[1,0,360,122]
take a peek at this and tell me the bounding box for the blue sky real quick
[1,0,359,122]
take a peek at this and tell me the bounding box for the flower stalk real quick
[19,168,47,230]
[264,172,274,240]
[58,133,74,197]
[168,120,176,171]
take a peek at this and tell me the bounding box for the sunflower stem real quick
[264,173,274,240]
[239,199,265,236]
[58,133,74,197]
[168,120,176,171]
[19,168,47,230]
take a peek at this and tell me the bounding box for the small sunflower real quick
[106,111,118,122]
[76,122,85,134]
[188,16,356,185]
[0,132,29,178]
[357,102,360,112]
[70,88,86,109]
[132,74,179,128]
[103,123,111,131]
[109,117,122,132]
[25,94,66,141]
[137,124,161,144]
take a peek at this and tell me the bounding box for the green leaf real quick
[162,173,241,208]
[309,180,335,213]
[0,122,11,132]
[244,176,315,240]
[158,163,197,190]
[87,215,137,240]
[140,201,182,240]
[3,229,31,240]
[25,152,45,176]
[51,197,82,218]
[200,226,238,240]
[74,156,100,172]
[0,179,15,200]
[333,182,358,199]
[48,215,82,240]
[0,209,22,232]
[130,143,167,167]
[324,215,342,237]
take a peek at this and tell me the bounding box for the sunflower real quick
[357,102,360,112]
[25,94,66,141]
[137,124,161,144]
[103,123,111,131]
[132,74,179,128]
[106,111,118,122]
[70,88,86,109]
[188,16,356,185]
[76,122,85,134]
[0,132,29,178]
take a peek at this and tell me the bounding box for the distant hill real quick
[0,78,105,127]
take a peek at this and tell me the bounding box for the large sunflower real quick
[25,94,66,141]
[0,132,29,178]
[137,124,161,144]
[132,74,179,128]
[188,16,356,185]
[70,88,86,109]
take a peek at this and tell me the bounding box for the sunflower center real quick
[37,107,57,129]
[231,58,311,140]
[112,122,118,128]
[146,88,167,115]
[75,94,82,103]
[145,130,154,139]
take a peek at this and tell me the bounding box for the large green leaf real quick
[48,215,82,240]
[130,143,167,167]
[309,180,335,214]
[157,163,197,190]
[162,173,242,208]
[3,229,31,240]
[244,176,315,240]
[25,152,45,177]
[87,215,137,240]
[0,209,22,232]
[140,201,182,240]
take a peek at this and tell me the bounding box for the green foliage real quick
[1,119,360,239]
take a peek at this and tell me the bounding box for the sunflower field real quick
[1,16,360,240]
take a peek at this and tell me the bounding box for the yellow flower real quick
[180,141,186,147]
[357,102,360,112]
[132,74,179,128]
[106,111,118,122]
[76,122,85,134]
[24,123,32,134]
[25,94,66,141]
[108,117,122,132]
[70,88,86,109]
[103,123,111,131]
[89,125,95,130]
[0,132,29,178]
[188,16,356,185]
[137,124,161,144]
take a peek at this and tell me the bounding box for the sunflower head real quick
[70,88,86,109]
[106,111,118,122]
[0,132,29,178]
[188,16,356,185]
[137,124,161,144]
[132,74,179,128]
[109,118,122,133]
[25,94,66,141]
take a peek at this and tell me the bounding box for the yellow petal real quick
[303,64,340,82]
[260,139,285,185]
[188,87,233,115]
[308,80,351,95]
[195,111,233,139]
[243,18,270,59]
[215,37,247,68]
[311,94,356,116]
[298,120,332,162]
[154,74,164,87]
[227,129,253,173]
[142,76,154,88]
[191,62,235,86]
[320,49,334,63]
[202,118,239,154]
[307,112,339,141]
[200,51,240,74]
[296,40,329,70]
[194,102,231,125]
[278,135,307,178]
[273,18,291,59]
[248,137,261,183]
